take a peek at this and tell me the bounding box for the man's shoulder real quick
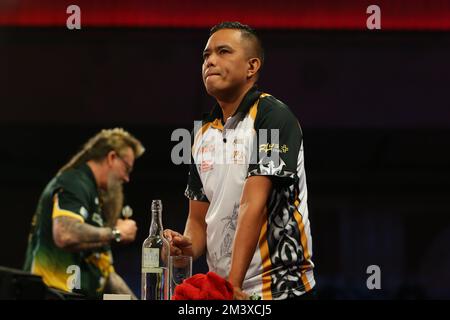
[255,93,299,126]
[57,167,82,184]
[56,166,95,195]
[259,91,290,108]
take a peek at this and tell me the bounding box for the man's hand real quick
[115,219,137,243]
[105,272,138,300]
[163,229,193,257]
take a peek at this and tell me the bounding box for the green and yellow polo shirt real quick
[24,163,114,299]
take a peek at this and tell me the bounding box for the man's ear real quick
[106,150,116,167]
[247,58,261,79]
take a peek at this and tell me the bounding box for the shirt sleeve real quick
[52,173,91,222]
[184,130,209,203]
[248,96,303,186]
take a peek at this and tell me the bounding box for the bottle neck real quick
[149,210,163,236]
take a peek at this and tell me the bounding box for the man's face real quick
[103,148,134,226]
[108,146,135,187]
[202,29,251,98]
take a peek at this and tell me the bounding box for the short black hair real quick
[210,21,264,69]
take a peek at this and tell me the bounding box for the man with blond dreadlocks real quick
[24,128,145,299]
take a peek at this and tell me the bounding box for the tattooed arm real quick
[53,215,137,252]
[52,216,113,251]
[105,272,137,300]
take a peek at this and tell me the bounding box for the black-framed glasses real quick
[116,155,133,175]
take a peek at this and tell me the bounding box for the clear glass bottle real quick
[141,200,170,300]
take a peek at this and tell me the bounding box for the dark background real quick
[1,27,450,299]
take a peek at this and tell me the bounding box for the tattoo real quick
[53,216,112,251]
[105,272,137,299]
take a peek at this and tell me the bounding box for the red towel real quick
[171,271,234,300]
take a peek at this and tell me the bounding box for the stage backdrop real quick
[1,0,450,30]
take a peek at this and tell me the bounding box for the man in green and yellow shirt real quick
[24,128,144,299]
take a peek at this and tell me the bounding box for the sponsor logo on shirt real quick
[259,143,289,154]
[79,206,89,219]
[92,213,104,226]
[199,160,214,173]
